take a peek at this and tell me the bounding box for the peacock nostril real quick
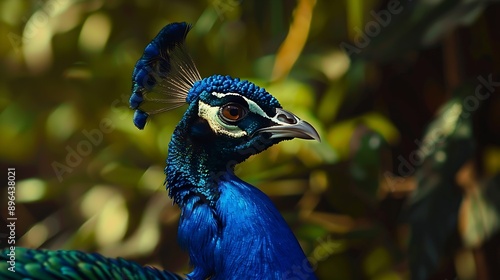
[277,112,297,124]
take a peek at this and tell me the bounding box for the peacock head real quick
[181,74,319,164]
[129,22,319,174]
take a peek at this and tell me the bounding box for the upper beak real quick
[255,108,321,142]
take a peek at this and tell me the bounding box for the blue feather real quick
[130,22,200,129]
[177,172,316,279]
[187,75,281,115]
[133,109,149,129]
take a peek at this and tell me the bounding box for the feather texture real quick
[0,248,183,280]
[130,22,201,129]
[177,172,316,279]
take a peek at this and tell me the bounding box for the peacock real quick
[1,22,320,279]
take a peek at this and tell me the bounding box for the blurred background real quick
[1,0,500,279]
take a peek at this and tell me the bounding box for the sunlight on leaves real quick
[346,0,363,40]
[362,112,400,145]
[363,246,392,278]
[81,185,118,218]
[16,178,47,202]
[259,179,309,196]
[79,12,111,54]
[309,170,328,193]
[307,212,355,234]
[63,63,93,80]
[0,0,25,25]
[100,194,169,257]
[318,84,345,123]
[19,215,62,248]
[459,182,500,248]
[318,51,350,81]
[271,0,316,82]
[327,112,399,160]
[22,11,53,73]
[310,237,347,260]
[138,165,166,193]
[46,103,80,142]
[305,141,339,165]
[95,194,129,247]
[267,80,314,110]
[22,223,49,249]
[454,249,477,280]
[194,7,218,36]
[484,146,500,176]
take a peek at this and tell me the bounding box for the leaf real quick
[271,0,316,81]
[46,103,80,142]
[406,96,475,280]
[327,112,399,160]
[359,0,496,62]
[100,162,145,186]
[459,174,500,248]
[16,178,47,202]
[349,124,388,197]
[0,103,37,161]
[363,246,392,278]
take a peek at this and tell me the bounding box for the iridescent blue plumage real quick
[177,173,316,279]
[187,75,280,114]
[130,22,200,129]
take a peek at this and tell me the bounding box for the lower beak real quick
[255,108,320,141]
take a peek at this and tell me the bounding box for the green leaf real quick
[350,125,388,197]
[360,0,492,62]
[407,94,476,280]
[459,175,500,248]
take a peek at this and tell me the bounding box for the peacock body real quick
[1,22,319,280]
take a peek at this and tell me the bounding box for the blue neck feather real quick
[179,173,315,279]
[165,101,222,206]
[167,160,315,279]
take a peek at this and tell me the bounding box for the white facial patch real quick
[210,92,270,119]
[198,92,300,139]
[198,100,247,138]
[210,92,298,126]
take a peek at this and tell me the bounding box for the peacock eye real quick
[220,103,247,123]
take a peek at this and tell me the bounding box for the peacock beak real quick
[255,108,321,142]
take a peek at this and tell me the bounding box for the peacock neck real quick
[176,172,316,279]
[165,116,235,207]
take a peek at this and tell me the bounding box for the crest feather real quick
[130,22,201,129]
